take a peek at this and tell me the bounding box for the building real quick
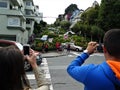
[92,0,99,8]
[34,5,43,24]
[69,9,84,29]
[69,0,99,29]
[0,0,42,44]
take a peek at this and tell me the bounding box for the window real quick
[8,17,20,26]
[25,10,33,15]
[26,1,32,6]
[0,1,7,8]
[26,19,31,24]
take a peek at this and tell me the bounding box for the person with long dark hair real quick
[0,45,49,90]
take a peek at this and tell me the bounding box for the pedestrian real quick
[45,43,48,53]
[42,43,45,53]
[67,43,70,54]
[59,43,64,52]
[67,29,120,90]
[0,45,49,90]
[56,42,60,52]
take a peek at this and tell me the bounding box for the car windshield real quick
[70,43,74,45]
[15,42,23,51]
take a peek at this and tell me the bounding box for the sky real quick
[33,0,101,24]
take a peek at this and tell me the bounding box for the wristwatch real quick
[83,49,88,54]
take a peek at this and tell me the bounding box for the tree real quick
[71,22,91,40]
[54,18,61,26]
[81,5,100,25]
[34,22,41,34]
[60,21,71,31]
[71,22,83,35]
[64,4,79,15]
[98,0,120,31]
[33,20,47,35]
[91,25,104,43]
[40,20,47,27]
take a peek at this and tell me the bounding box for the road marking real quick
[27,74,35,79]
[42,58,53,90]
[27,58,53,90]
[67,54,74,57]
[71,52,79,56]
[70,51,104,56]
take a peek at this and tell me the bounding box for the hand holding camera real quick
[23,44,30,55]
[23,44,38,68]
[86,41,98,54]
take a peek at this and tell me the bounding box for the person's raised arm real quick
[26,49,49,90]
[67,41,98,82]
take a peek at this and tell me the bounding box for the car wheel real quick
[24,61,32,71]
[76,48,79,52]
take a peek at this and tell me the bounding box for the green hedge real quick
[33,34,89,51]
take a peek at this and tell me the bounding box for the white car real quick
[62,42,83,52]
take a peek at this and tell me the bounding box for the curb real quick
[41,53,66,58]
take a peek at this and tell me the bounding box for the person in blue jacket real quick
[67,29,120,90]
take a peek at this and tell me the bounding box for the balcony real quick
[0,9,25,20]
[25,5,34,11]
[11,0,22,7]
[7,25,25,32]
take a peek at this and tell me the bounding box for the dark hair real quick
[0,45,30,90]
[103,29,120,58]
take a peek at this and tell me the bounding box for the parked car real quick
[0,39,42,71]
[61,42,83,52]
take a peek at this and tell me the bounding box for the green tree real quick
[81,5,99,25]
[60,21,71,31]
[34,22,41,34]
[91,25,104,43]
[98,0,120,31]
[40,20,47,27]
[54,18,61,26]
[72,22,91,38]
[64,4,79,15]
[33,20,47,35]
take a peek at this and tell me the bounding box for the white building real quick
[0,0,42,44]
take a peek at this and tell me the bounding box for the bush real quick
[33,34,90,52]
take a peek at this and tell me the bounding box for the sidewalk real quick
[41,51,66,58]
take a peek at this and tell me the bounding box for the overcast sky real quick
[33,0,101,24]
